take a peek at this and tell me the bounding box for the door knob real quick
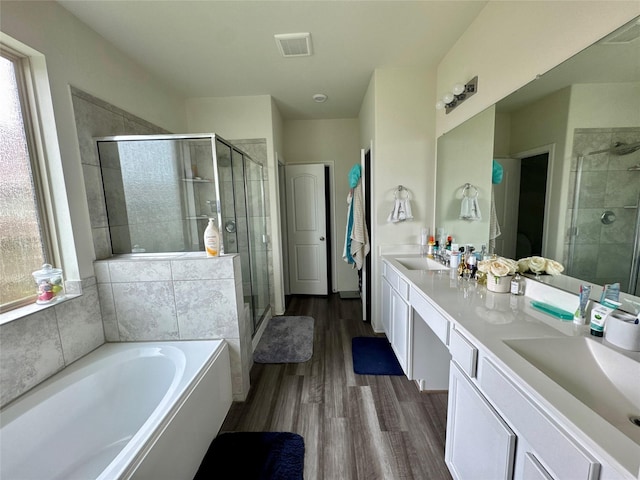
[320,236,325,241]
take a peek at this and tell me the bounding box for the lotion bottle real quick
[204,218,220,257]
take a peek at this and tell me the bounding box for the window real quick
[0,48,51,313]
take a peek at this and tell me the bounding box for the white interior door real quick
[285,164,328,295]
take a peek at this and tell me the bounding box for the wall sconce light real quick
[436,76,478,114]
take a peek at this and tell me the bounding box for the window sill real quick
[0,293,82,327]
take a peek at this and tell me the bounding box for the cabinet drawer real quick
[410,287,449,345]
[449,328,477,378]
[383,263,409,300]
[479,359,600,480]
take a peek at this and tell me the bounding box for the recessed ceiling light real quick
[312,93,328,103]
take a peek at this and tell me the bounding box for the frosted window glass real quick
[0,54,46,311]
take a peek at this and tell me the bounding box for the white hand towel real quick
[387,199,402,223]
[460,191,481,221]
[387,196,413,223]
[489,187,501,252]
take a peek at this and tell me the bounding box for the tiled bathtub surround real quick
[94,253,252,400]
[567,128,640,292]
[0,280,105,407]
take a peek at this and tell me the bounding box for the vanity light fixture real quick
[436,76,478,114]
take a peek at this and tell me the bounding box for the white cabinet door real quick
[390,287,410,376]
[446,362,516,480]
[381,276,393,341]
[521,452,554,480]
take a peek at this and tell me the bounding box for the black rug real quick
[352,336,404,376]
[194,432,304,480]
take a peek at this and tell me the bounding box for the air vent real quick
[600,19,640,44]
[274,33,312,57]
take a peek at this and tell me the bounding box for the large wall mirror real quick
[436,16,640,298]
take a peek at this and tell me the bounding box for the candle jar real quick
[32,264,65,304]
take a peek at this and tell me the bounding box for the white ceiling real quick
[56,0,488,120]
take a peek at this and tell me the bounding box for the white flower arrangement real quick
[517,256,564,276]
[477,256,518,279]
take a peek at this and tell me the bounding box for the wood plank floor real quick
[220,294,452,480]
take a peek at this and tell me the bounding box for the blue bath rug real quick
[193,432,304,480]
[352,336,404,376]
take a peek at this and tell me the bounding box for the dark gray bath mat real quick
[253,316,314,363]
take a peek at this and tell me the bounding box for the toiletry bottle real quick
[204,218,220,257]
[465,246,477,278]
[457,246,466,277]
[427,236,435,257]
[510,272,525,296]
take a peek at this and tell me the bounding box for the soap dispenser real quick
[204,218,220,257]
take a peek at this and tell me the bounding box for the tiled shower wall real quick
[71,87,171,260]
[567,127,640,292]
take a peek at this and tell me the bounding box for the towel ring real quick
[394,185,411,200]
[462,183,478,198]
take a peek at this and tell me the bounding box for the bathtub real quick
[0,340,232,480]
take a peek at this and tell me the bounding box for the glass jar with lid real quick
[32,264,65,304]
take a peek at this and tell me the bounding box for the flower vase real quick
[486,275,513,293]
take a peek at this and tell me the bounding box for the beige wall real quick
[436,1,640,137]
[360,67,437,331]
[185,95,286,315]
[283,119,361,292]
[569,83,640,129]
[0,0,187,282]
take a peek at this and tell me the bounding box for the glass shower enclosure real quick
[566,129,640,295]
[96,134,270,335]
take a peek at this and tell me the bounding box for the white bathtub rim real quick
[0,339,226,480]
[96,340,225,480]
[116,341,226,480]
[113,341,227,480]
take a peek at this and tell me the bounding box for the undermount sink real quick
[395,256,448,271]
[504,336,640,445]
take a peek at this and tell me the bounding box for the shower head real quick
[587,141,640,156]
[611,141,640,156]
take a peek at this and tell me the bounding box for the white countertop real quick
[382,254,640,479]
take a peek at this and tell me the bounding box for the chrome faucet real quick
[436,249,450,266]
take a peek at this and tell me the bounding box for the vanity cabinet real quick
[446,361,516,480]
[479,358,600,480]
[446,327,601,480]
[381,262,411,376]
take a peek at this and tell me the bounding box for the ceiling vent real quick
[274,33,312,57]
[600,18,640,44]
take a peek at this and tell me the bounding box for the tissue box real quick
[605,313,640,351]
